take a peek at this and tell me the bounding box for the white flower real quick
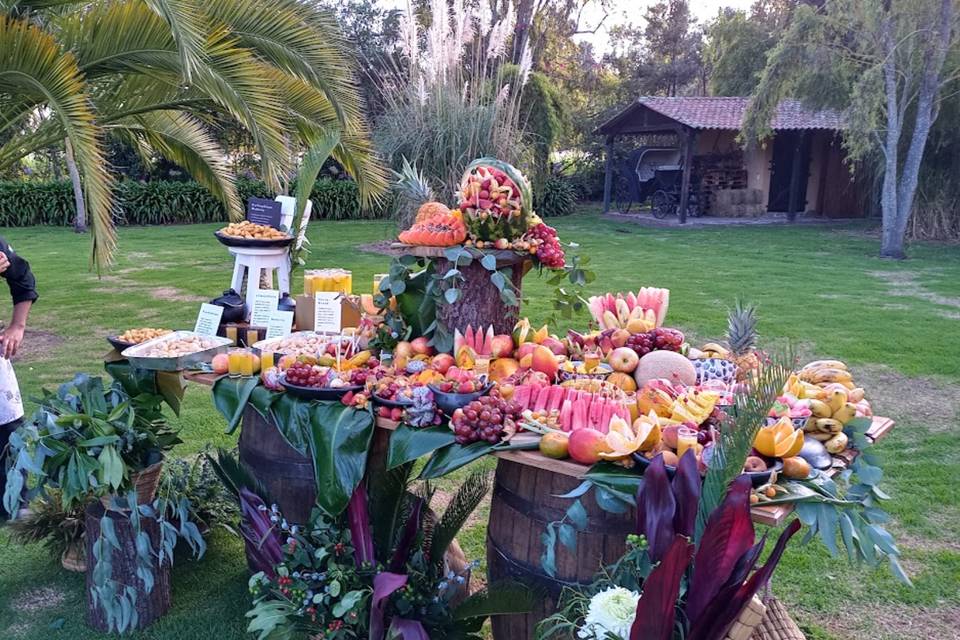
[578,587,640,640]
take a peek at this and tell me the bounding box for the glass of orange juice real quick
[224,325,238,346]
[676,427,698,462]
[261,351,274,371]
[583,348,601,373]
[238,350,254,377]
[228,349,245,378]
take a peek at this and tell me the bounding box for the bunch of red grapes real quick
[284,362,330,388]
[347,368,372,387]
[526,223,565,268]
[625,327,685,356]
[450,394,522,445]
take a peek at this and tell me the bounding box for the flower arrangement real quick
[233,464,533,639]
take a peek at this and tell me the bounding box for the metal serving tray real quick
[121,331,233,371]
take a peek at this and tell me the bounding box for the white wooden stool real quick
[229,246,291,317]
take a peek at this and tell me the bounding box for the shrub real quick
[536,176,578,217]
[0,178,382,227]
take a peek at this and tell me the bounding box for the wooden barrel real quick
[486,458,634,640]
[238,406,316,524]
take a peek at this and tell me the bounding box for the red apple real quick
[489,334,515,358]
[410,336,434,356]
[431,353,455,374]
[608,346,640,373]
[394,341,414,359]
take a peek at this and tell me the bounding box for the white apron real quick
[0,357,23,424]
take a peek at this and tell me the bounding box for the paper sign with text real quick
[265,310,294,340]
[194,303,224,336]
[313,292,342,333]
[250,289,279,327]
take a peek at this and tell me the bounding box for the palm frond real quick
[292,128,340,265]
[697,351,794,538]
[205,447,273,505]
[143,0,209,82]
[366,460,415,560]
[0,16,115,269]
[428,469,491,566]
[111,110,241,220]
[452,581,536,621]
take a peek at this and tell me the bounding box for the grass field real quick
[1,209,958,639]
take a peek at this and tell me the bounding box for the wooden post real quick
[787,131,807,222]
[85,503,172,632]
[678,129,696,224]
[602,135,615,213]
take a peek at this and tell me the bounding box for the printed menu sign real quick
[313,292,342,333]
[265,310,294,340]
[246,197,282,228]
[250,289,279,327]
[194,303,224,336]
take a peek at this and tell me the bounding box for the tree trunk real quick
[64,137,87,234]
[433,253,527,336]
[85,503,172,632]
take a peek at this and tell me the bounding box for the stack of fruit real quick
[450,391,522,445]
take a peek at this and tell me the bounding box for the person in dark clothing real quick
[0,237,37,519]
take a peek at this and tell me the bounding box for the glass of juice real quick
[238,350,254,377]
[227,349,244,378]
[224,325,238,346]
[676,427,698,462]
[261,351,274,371]
[246,329,260,347]
[583,348,601,373]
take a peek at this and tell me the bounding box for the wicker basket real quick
[750,598,806,640]
[724,596,767,640]
[99,461,163,510]
[61,541,86,572]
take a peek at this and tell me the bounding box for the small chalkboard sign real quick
[246,197,282,229]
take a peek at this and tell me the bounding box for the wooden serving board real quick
[390,243,529,265]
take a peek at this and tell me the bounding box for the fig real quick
[743,456,768,472]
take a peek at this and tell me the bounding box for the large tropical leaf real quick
[636,454,676,563]
[291,128,340,264]
[629,536,693,640]
[386,424,456,470]
[452,581,536,621]
[428,469,491,566]
[143,0,208,81]
[0,16,115,269]
[307,403,375,515]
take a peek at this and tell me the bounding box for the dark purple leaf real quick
[389,497,424,573]
[238,488,283,578]
[629,536,693,640]
[685,475,755,626]
[636,455,676,563]
[347,484,375,568]
[388,618,430,639]
[370,571,408,640]
[672,448,701,539]
[687,519,801,640]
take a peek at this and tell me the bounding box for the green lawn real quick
[1,209,958,639]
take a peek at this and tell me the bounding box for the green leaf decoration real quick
[386,424,456,470]
[211,376,261,433]
[557,522,577,551]
[307,404,375,515]
[452,581,536,621]
[480,253,497,270]
[419,441,494,479]
[565,499,588,531]
[540,522,557,577]
[429,469,491,566]
[584,462,643,504]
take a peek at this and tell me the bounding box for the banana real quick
[832,403,856,425]
[802,359,847,371]
[800,382,825,399]
[825,432,849,454]
[316,355,336,367]
[806,368,853,384]
[810,399,833,418]
[701,343,730,358]
[602,310,621,330]
[840,379,855,390]
[846,387,865,403]
[815,418,844,434]
[802,417,818,432]
[811,432,833,442]
[348,350,372,367]
[826,389,848,414]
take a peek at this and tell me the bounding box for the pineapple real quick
[393,158,448,227]
[726,299,761,380]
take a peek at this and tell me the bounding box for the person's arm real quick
[0,240,38,359]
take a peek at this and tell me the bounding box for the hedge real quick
[0,177,380,227]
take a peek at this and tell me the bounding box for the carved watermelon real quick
[458,158,533,241]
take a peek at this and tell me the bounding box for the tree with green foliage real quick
[744,0,958,258]
[0,0,386,269]
[704,9,775,96]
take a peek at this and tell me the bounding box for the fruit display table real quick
[391,244,531,335]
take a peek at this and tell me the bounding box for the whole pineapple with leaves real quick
[394,157,450,229]
[727,299,762,380]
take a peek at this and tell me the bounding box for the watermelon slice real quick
[599,401,615,434]
[559,399,573,431]
[534,386,552,413]
[547,386,566,413]
[571,398,589,431]
[514,385,533,411]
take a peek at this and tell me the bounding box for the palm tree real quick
[0,0,387,270]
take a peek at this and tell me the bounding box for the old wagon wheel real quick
[614,175,634,214]
[651,190,674,219]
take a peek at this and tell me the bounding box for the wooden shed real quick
[596,97,861,222]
